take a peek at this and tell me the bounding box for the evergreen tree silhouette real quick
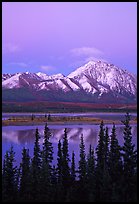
[30,128,42,201]
[86,144,95,201]
[78,134,88,201]
[20,148,31,201]
[62,128,70,190]
[40,123,53,201]
[95,120,105,201]
[2,146,18,202]
[71,151,76,183]
[108,123,123,201]
[122,112,137,202]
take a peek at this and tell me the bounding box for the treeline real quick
[2,113,137,202]
[2,104,136,113]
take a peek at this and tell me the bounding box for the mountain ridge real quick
[2,60,137,104]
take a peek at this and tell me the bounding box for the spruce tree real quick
[121,112,137,202]
[62,128,70,189]
[20,147,31,201]
[42,123,53,167]
[87,145,95,182]
[104,126,109,166]
[51,165,58,202]
[78,134,88,201]
[102,126,112,201]
[30,128,42,201]
[95,120,105,202]
[108,123,123,196]
[71,151,76,183]
[78,134,86,182]
[96,120,105,170]
[40,123,53,201]
[109,123,122,185]
[55,139,65,202]
[86,145,95,201]
[57,139,63,183]
[2,146,18,202]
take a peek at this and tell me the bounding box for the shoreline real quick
[2,110,137,114]
[2,119,137,126]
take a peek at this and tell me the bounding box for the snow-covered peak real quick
[35,72,49,80]
[68,60,111,78]
[2,73,14,81]
[50,73,65,80]
[36,72,64,80]
[68,60,136,95]
[36,72,48,77]
[84,60,98,66]
[2,73,22,88]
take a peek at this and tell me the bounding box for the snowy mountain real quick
[68,61,136,96]
[2,60,137,103]
[2,73,14,81]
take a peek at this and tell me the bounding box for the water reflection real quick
[2,124,137,167]
[2,125,137,145]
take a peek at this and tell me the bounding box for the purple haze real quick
[2,2,137,75]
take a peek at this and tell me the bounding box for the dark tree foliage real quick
[107,123,123,201]
[55,139,65,202]
[121,112,137,202]
[87,145,95,181]
[104,126,109,165]
[2,146,18,202]
[42,123,53,166]
[109,123,122,179]
[122,113,137,176]
[57,139,63,183]
[19,148,31,201]
[95,122,112,202]
[96,120,105,170]
[86,145,95,201]
[61,128,71,189]
[95,121,105,201]
[30,128,42,201]
[2,114,137,202]
[78,134,86,182]
[77,134,89,202]
[71,151,76,183]
[40,123,54,201]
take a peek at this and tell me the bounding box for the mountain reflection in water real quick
[2,124,137,167]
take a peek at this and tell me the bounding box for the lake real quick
[2,122,137,169]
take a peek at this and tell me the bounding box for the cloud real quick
[69,46,107,67]
[3,43,21,54]
[40,65,55,72]
[70,46,104,57]
[8,62,28,68]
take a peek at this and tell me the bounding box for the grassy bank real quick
[2,115,137,126]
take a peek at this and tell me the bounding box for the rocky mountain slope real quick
[2,60,137,103]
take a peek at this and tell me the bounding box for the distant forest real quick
[2,113,137,202]
[2,101,137,113]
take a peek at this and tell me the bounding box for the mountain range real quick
[2,60,137,104]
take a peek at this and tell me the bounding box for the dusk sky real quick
[2,2,137,75]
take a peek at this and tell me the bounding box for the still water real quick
[2,112,137,121]
[2,123,137,168]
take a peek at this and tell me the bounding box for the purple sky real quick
[2,2,137,75]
